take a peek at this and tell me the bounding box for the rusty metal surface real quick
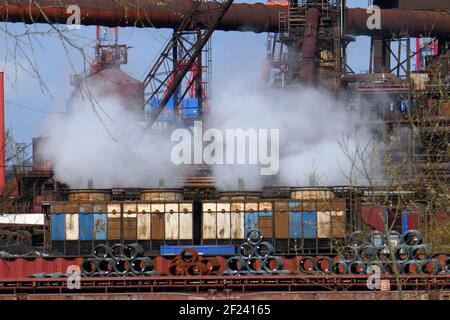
[397,0,450,10]
[0,257,83,278]
[345,8,450,37]
[0,275,448,296]
[301,7,320,86]
[1,290,449,300]
[1,1,450,37]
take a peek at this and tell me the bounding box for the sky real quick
[0,0,371,154]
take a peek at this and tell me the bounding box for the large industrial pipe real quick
[1,1,450,38]
[301,7,320,86]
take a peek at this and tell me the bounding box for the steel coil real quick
[359,245,377,262]
[81,258,98,275]
[348,260,367,275]
[420,259,441,275]
[298,256,316,273]
[238,242,255,258]
[93,244,111,259]
[255,241,275,259]
[113,259,131,274]
[199,257,221,273]
[130,257,153,274]
[338,246,359,261]
[123,243,144,260]
[347,231,366,247]
[402,230,423,246]
[402,260,421,275]
[262,256,284,272]
[412,244,430,260]
[246,229,263,246]
[247,257,263,273]
[367,230,385,248]
[187,262,208,276]
[168,262,186,275]
[314,256,333,273]
[97,258,115,275]
[385,230,403,247]
[226,256,247,274]
[377,246,392,262]
[110,243,125,259]
[179,248,199,263]
[331,261,348,274]
[394,245,411,261]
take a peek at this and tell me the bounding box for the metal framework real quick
[0,275,448,295]
[267,0,344,90]
[143,0,234,127]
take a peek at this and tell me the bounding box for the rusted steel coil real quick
[314,256,333,273]
[199,257,221,273]
[247,257,263,272]
[168,261,186,276]
[186,262,208,276]
[298,256,316,274]
[179,248,199,263]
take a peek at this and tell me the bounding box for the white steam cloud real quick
[41,82,380,189]
[41,85,188,188]
[208,83,379,189]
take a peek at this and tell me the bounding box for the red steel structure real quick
[1,1,450,37]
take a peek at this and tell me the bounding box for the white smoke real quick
[41,81,380,189]
[41,85,188,188]
[207,83,380,189]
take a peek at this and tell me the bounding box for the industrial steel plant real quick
[0,0,449,301]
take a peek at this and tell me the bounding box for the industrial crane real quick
[142,0,234,128]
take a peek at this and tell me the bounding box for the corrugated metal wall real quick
[49,197,353,254]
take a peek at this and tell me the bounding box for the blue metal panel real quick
[401,210,413,234]
[288,201,298,209]
[161,245,235,256]
[244,212,258,236]
[303,210,317,239]
[93,206,107,240]
[289,212,302,238]
[93,214,107,240]
[79,207,94,240]
[401,214,408,234]
[51,214,65,241]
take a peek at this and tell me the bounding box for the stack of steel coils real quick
[80,243,157,277]
[331,229,444,275]
[225,229,286,275]
[167,248,221,276]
